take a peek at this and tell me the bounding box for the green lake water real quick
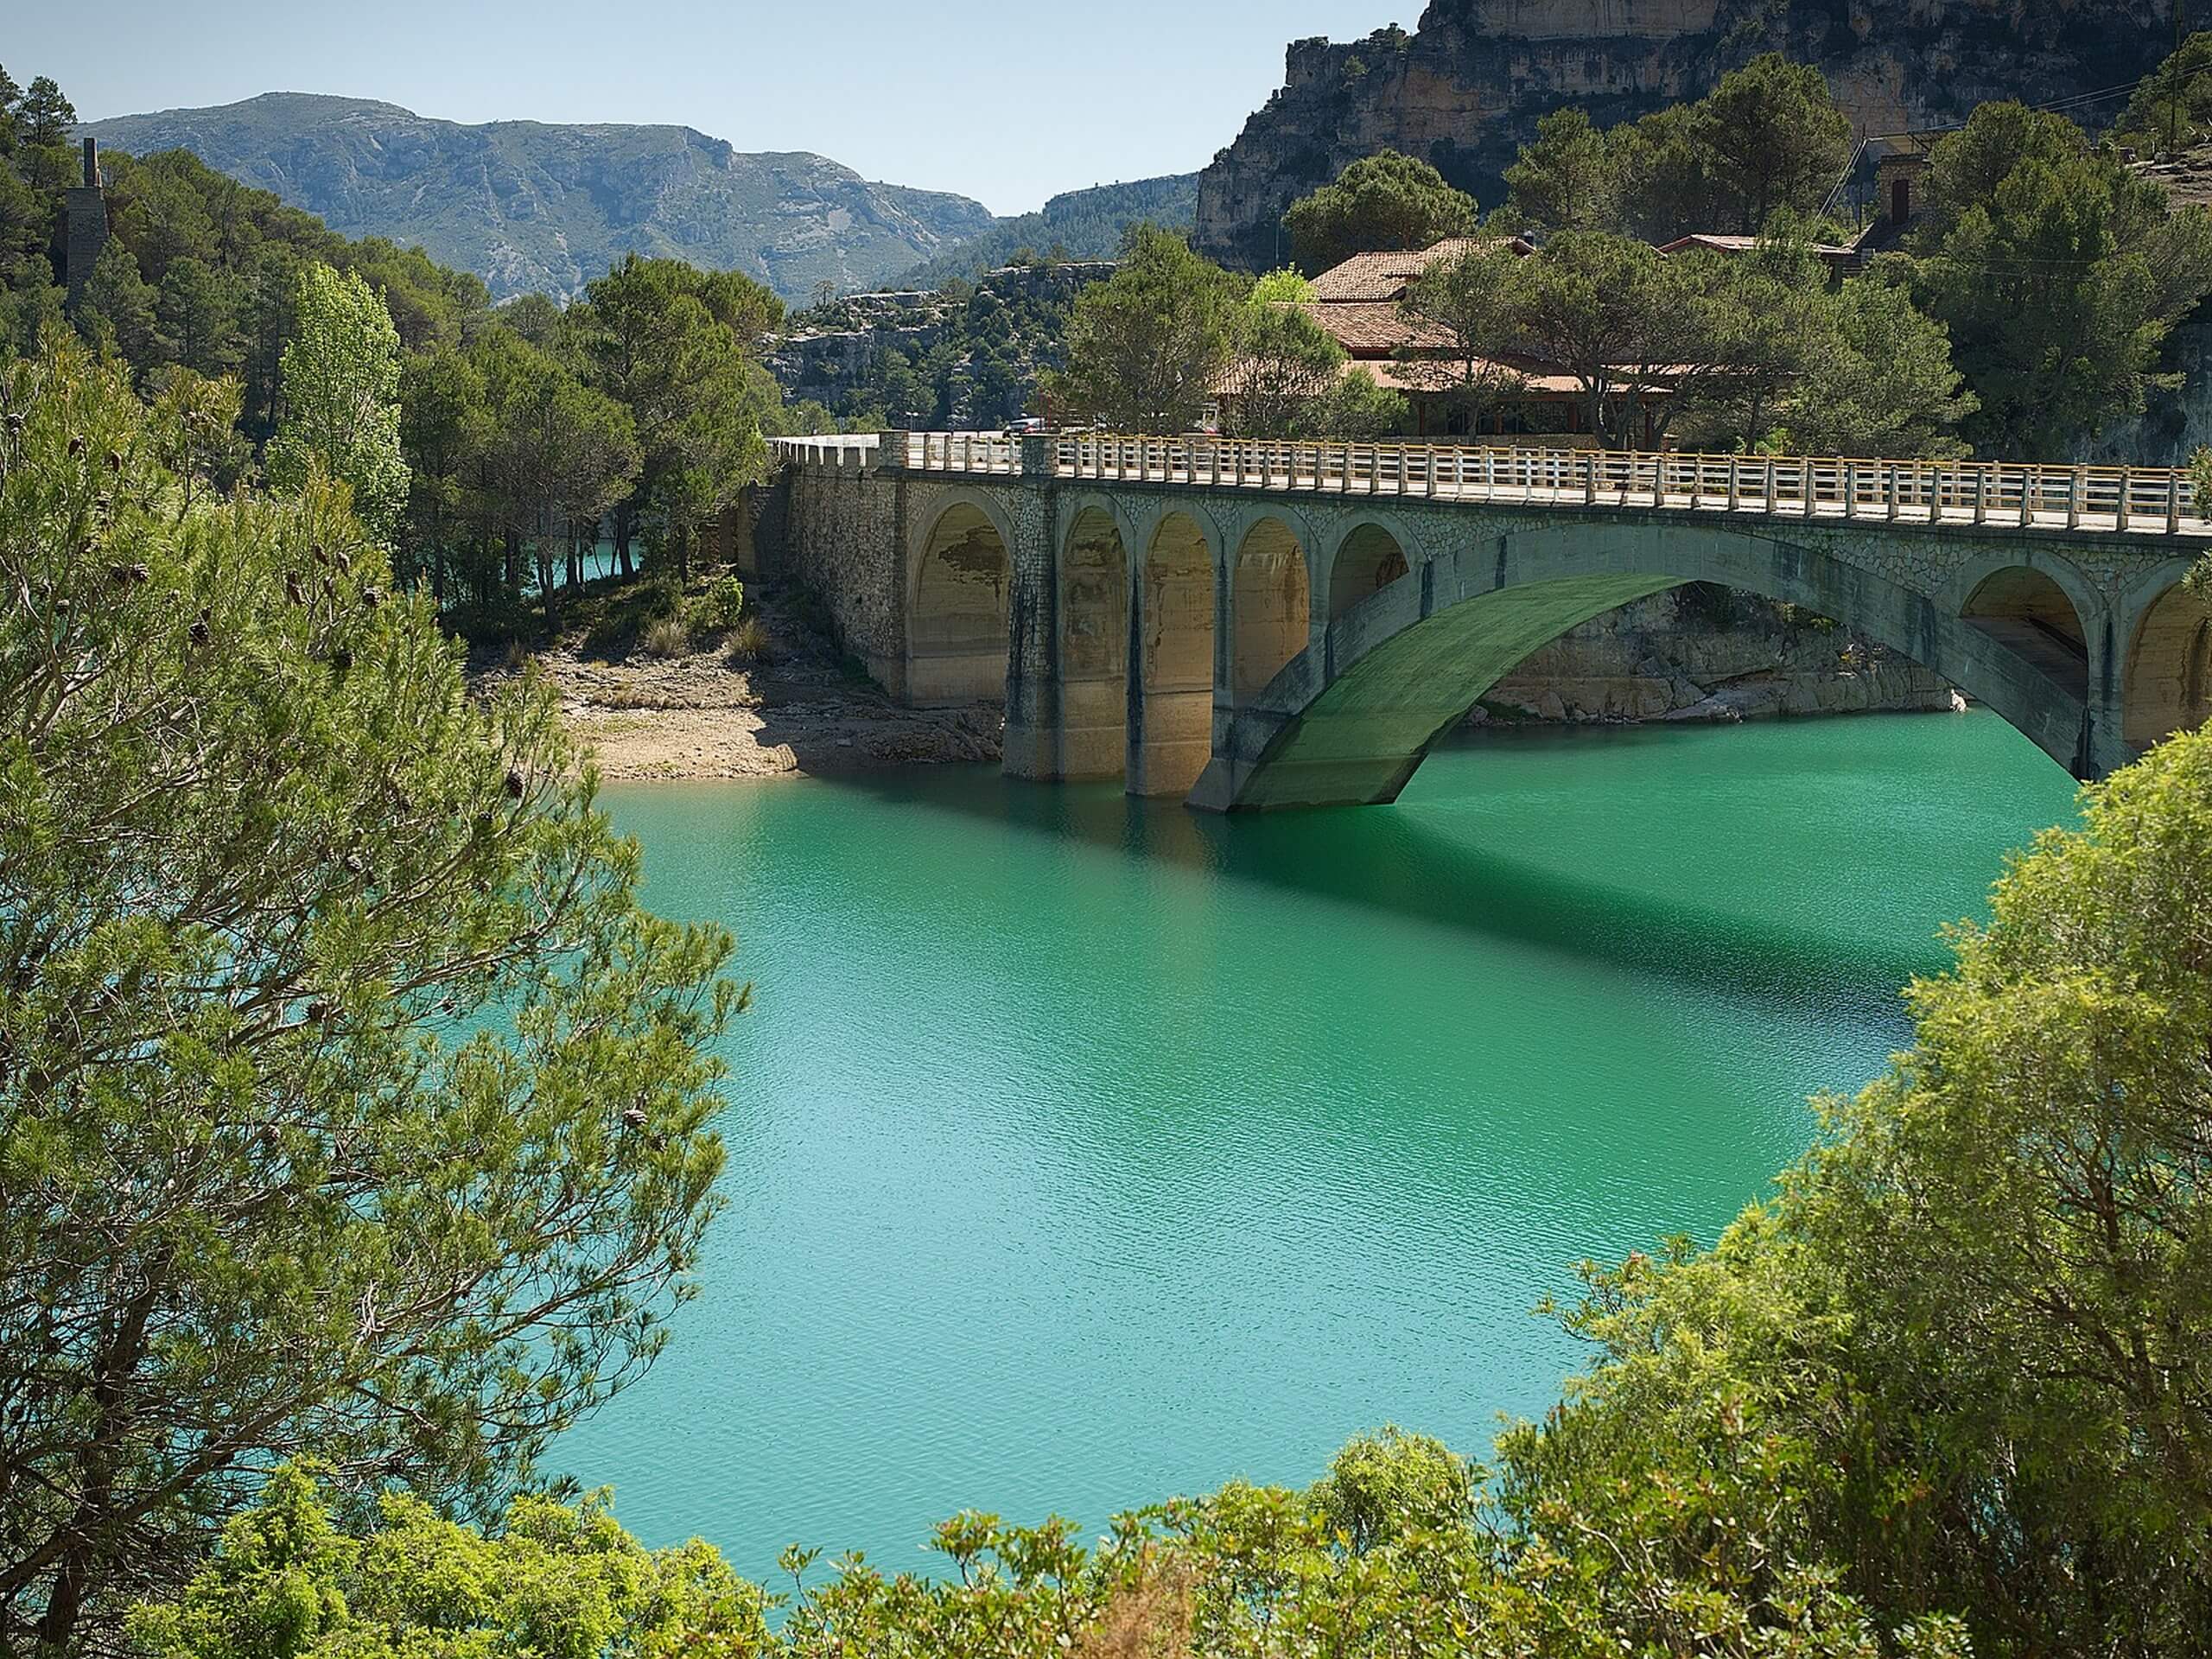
[557,711,2080,1580]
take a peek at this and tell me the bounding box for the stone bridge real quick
[756,431,2212,810]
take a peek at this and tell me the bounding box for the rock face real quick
[1480,590,1959,726]
[82,93,996,304]
[1197,0,2179,268]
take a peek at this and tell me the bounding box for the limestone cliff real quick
[1197,0,2179,267]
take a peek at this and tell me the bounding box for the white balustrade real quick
[772,433,2208,537]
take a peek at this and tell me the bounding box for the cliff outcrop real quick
[1479,591,1958,726]
[1197,0,2179,267]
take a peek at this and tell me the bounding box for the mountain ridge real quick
[81,92,999,305]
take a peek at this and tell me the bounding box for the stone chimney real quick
[66,137,111,304]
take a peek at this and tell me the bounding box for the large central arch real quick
[1189,521,2101,812]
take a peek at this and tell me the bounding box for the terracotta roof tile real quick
[1306,236,1529,302]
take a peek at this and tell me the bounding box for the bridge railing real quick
[1046,436,2205,534]
[787,431,2209,537]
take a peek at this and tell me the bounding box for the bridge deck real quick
[776,433,2212,542]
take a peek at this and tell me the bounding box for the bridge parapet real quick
[784,429,2212,542]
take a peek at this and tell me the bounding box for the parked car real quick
[1007,416,1048,435]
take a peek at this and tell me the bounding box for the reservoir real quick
[557,711,2080,1580]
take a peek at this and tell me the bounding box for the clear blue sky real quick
[12,0,1408,214]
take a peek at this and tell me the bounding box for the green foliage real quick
[267,263,410,544]
[691,575,747,635]
[1282,151,1478,272]
[1309,1427,1471,1554]
[1217,300,1344,437]
[1908,101,2212,455]
[1246,268,1314,305]
[1504,56,1850,240]
[581,255,777,580]
[895,174,1200,290]
[1300,367,1408,439]
[2113,30,2212,155]
[1498,107,1619,233]
[1045,226,1239,433]
[1395,238,1528,429]
[130,1465,772,1659]
[0,340,740,1649]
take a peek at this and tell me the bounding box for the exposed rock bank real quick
[1478,591,1960,728]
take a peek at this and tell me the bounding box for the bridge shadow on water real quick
[804,734,1948,1032]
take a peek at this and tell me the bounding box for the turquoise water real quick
[557,712,2079,1580]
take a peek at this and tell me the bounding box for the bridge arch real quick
[1058,505,1131,780]
[2123,573,2212,752]
[1132,510,1217,796]
[1231,517,1312,698]
[1192,520,2105,811]
[909,492,1016,707]
[1957,563,2092,701]
[1327,519,1415,624]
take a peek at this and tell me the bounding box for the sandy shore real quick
[469,585,1003,783]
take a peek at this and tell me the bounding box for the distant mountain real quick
[895,174,1198,289]
[80,92,998,305]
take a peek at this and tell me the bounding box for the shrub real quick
[727,615,772,664]
[640,614,691,658]
[692,575,747,635]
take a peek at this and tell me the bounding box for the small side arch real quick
[909,493,1015,707]
[1327,519,1415,623]
[2125,579,2212,751]
[1232,517,1312,698]
[1058,505,1130,780]
[1958,563,2090,700]
[1131,510,1217,797]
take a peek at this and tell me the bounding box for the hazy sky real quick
[12,0,1409,214]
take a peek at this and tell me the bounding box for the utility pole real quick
[2174,1,2190,156]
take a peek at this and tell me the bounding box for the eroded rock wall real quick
[1480,591,1959,725]
[1197,0,2177,268]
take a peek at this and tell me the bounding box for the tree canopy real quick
[1282,150,1478,272]
[1044,226,1239,433]
[1907,101,2212,455]
[1502,55,1851,241]
[0,340,741,1651]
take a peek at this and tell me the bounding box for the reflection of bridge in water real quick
[762,432,2212,810]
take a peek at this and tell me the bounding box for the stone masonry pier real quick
[759,432,2211,810]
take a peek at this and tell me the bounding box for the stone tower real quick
[65,137,110,303]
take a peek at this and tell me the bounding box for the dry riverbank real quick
[468,581,1001,783]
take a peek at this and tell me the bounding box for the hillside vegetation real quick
[896,172,1198,288]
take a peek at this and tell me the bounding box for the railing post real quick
[1584,448,1599,505]
[2118,467,2132,531]
[2169,472,2183,534]
[1974,467,1988,524]
[1726,455,1740,511]
[1885,461,1898,521]
[2068,466,2083,530]
[2021,467,2036,528]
